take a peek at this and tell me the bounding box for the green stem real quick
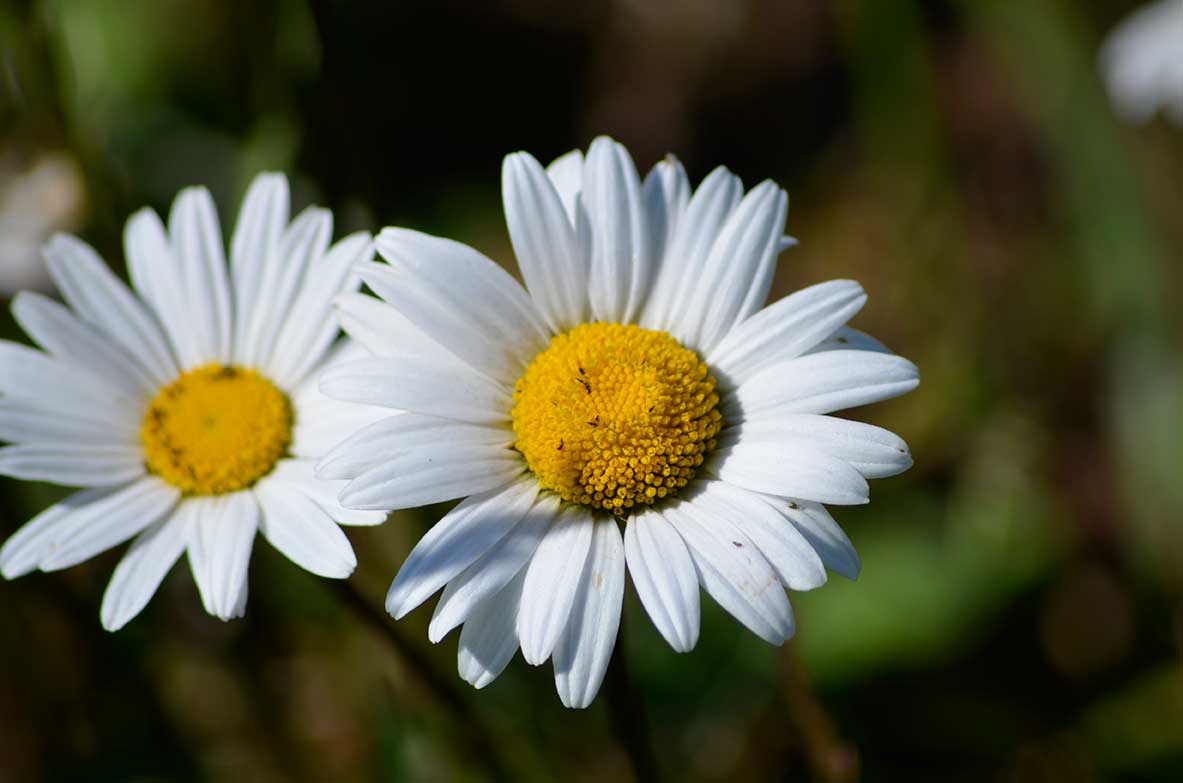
[779,643,858,782]
[327,577,512,783]
[604,616,660,781]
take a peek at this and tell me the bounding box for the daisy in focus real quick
[0,173,387,630]
[320,137,919,708]
[1100,0,1183,126]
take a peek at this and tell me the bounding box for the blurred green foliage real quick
[1,0,1180,781]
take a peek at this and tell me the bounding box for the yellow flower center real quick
[141,364,292,495]
[511,322,722,514]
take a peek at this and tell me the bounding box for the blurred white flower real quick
[0,154,86,295]
[1100,0,1183,125]
[0,172,388,629]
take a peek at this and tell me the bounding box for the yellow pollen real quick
[141,364,292,495]
[511,322,722,514]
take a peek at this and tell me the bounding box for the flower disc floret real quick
[141,364,292,495]
[511,322,722,513]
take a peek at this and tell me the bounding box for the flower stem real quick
[604,616,660,781]
[327,577,513,783]
[779,643,859,782]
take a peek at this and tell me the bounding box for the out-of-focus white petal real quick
[255,478,356,578]
[43,233,177,386]
[101,511,189,631]
[186,493,257,620]
[39,477,180,572]
[168,186,232,363]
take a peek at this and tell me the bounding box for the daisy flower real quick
[1100,0,1183,126]
[320,137,919,708]
[0,173,387,630]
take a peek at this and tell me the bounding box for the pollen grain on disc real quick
[511,322,722,514]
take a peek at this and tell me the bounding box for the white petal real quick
[553,517,626,709]
[0,399,135,445]
[710,438,869,505]
[623,508,700,652]
[124,208,204,368]
[545,149,584,220]
[318,412,512,481]
[0,341,141,429]
[266,231,372,388]
[39,477,180,572]
[168,186,233,363]
[428,493,558,642]
[0,443,145,487]
[370,229,549,383]
[0,485,120,578]
[721,414,912,479]
[333,290,454,360]
[235,206,332,368]
[665,500,794,645]
[707,280,868,384]
[340,443,523,511]
[231,173,290,352]
[641,166,743,332]
[288,338,390,459]
[671,182,787,352]
[385,477,538,619]
[457,568,527,690]
[727,350,920,420]
[265,458,387,526]
[12,291,156,397]
[517,504,595,665]
[186,493,258,619]
[502,152,588,332]
[100,511,189,631]
[254,477,356,578]
[289,394,388,461]
[762,495,861,580]
[803,326,892,356]
[320,355,512,424]
[583,137,651,324]
[691,482,826,591]
[641,156,691,273]
[43,233,177,386]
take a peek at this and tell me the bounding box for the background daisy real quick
[0,173,386,630]
[320,137,919,707]
[1100,0,1183,126]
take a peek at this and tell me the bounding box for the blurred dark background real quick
[1,1,1180,781]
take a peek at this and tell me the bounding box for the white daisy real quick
[320,137,919,708]
[1100,0,1183,126]
[0,173,387,630]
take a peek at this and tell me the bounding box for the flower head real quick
[0,173,387,629]
[321,138,919,707]
[1100,0,1183,126]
